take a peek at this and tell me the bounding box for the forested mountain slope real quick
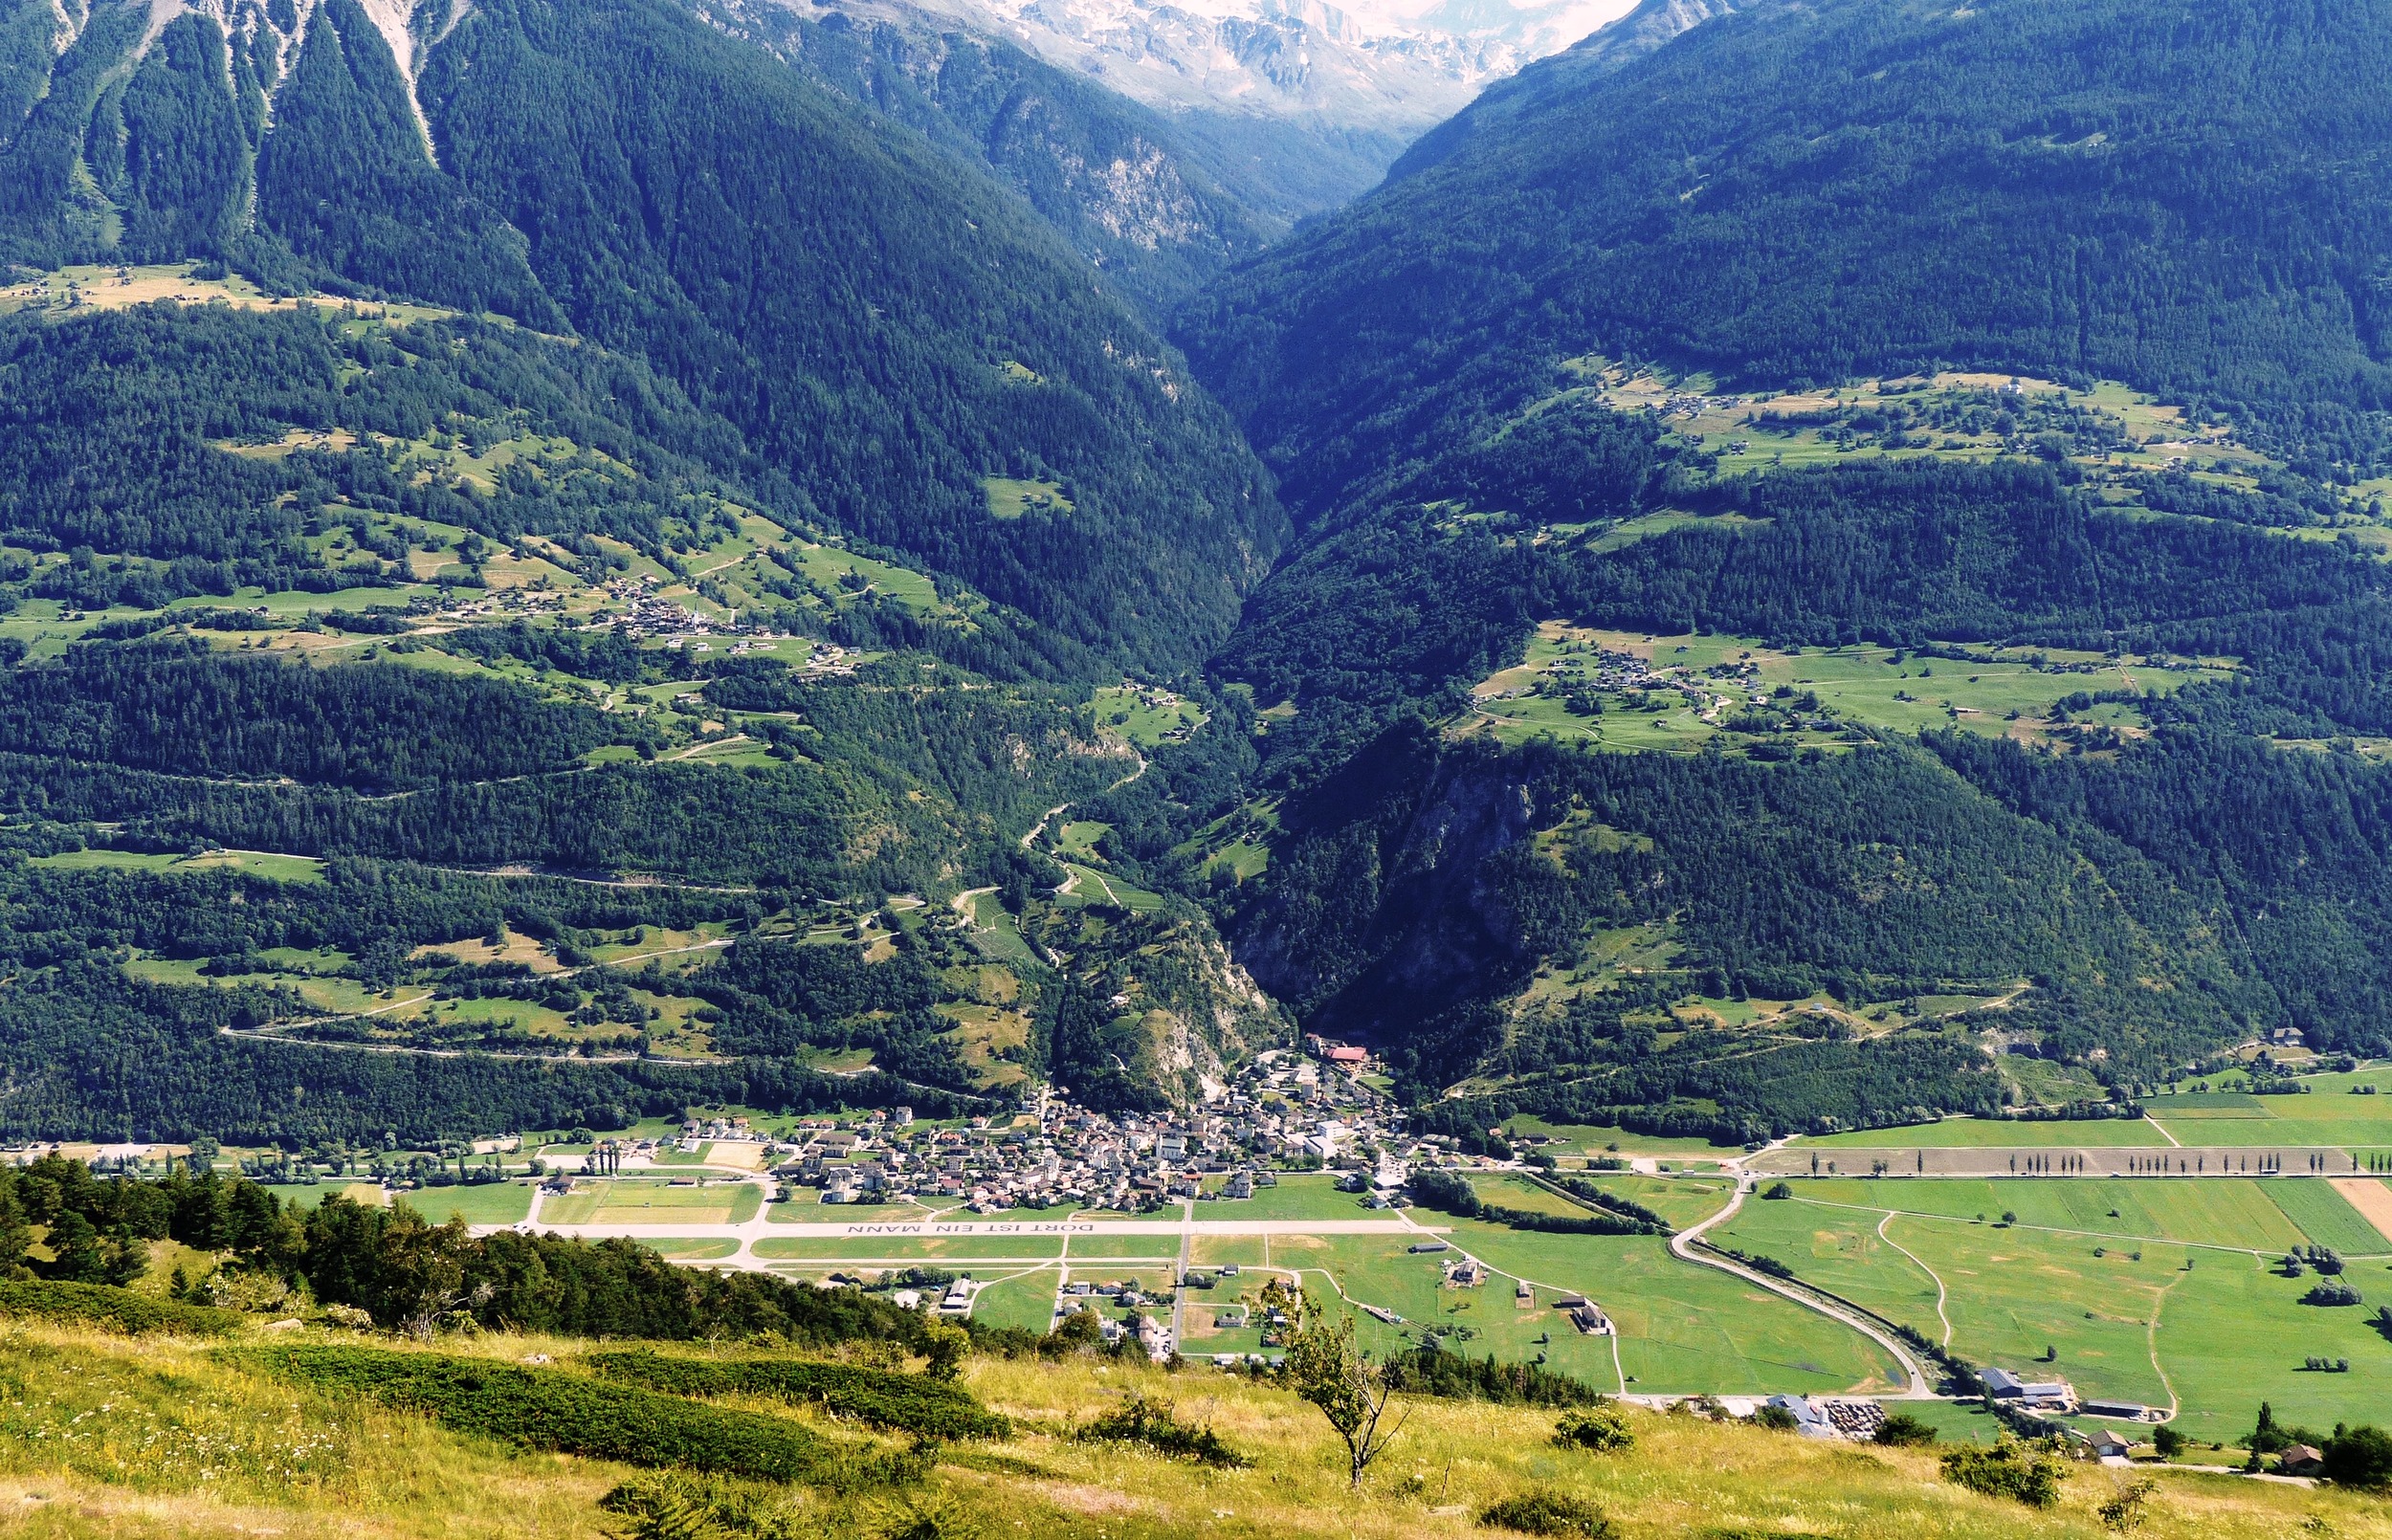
[1386,0,1745,180]
[1180,0,2392,515]
[25,0,2392,1151]
[1161,0,2392,1133]
[0,0,1281,671]
[0,0,1296,1137]
[723,0,1275,316]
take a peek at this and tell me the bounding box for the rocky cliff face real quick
[1229,724,1562,1082]
[1030,902,1291,1109]
[765,0,1655,237]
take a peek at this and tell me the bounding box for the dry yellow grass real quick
[408,926,567,974]
[0,1322,2385,1540]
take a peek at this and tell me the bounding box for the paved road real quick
[1672,1173,1932,1398]
[477,1180,1434,1273]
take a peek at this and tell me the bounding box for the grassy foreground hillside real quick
[5,1317,2388,1540]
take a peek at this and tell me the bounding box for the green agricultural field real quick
[1055,821,1109,859]
[981,476,1074,520]
[765,1196,945,1224]
[1266,1221,1905,1397]
[1466,620,2227,759]
[1569,1174,1738,1231]
[1883,1219,2173,1406]
[408,1182,535,1226]
[1709,1196,1945,1336]
[1270,1234,1448,1343]
[2265,1179,2391,1257]
[1212,1177,1380,1222]
[785,541,941,615]
[538,1180,756,1226]
[426,994,576,1035]
[121,955,425,1018]
[1797,1117,2162,1149]
[958,891,1036,966]
[1466,1175,1591,1219]
[1852,1397,2013,1446]
[1057,862,1164,912]
[2145,1084,2392,1148]
[33,847,325,883]
[1713,1182,2392,1436]
[1767,1177,2311,1252]
[966,1267,1064,1333]
[1090,684,1205,746]
[256,1181,388,1211]
[1179,1300,1272,1359]
[2158,1251,2392,1441]
[1187,1236,1272,1269]
[1059,1232,1179,1261]
[1436,1220,1907,1396]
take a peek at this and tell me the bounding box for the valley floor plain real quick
[472,1165,2392,1440]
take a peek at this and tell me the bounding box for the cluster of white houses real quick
[765,1045,1411,1211]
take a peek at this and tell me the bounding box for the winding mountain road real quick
[1672,1174,1932,1398]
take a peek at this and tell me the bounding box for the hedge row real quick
[0,1280,245,1336]
[1407,1169,1662,1237]
[586,1350,1008,1440]
[238,1345,908,1485]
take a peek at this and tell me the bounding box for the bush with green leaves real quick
[1940,1441,2066,1507]
[586,1350,1007,1440]
[1552,1408,1634,1454]
[1872,1413,1938,1447]
[1075,1393,1249,1468]
[0,1280,244,1336]
[239,1345,919,1486]
[597,1472,805,1540]
[2323,1424,2392,1490]
[1477,1488,1615,1537]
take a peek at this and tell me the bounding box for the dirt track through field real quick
[2327,1177,2392,1244]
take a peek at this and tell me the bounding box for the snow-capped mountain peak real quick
[797,0,1640,132]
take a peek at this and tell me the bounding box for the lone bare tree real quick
[1283,1294,1407,1487]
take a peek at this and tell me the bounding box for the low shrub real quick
[1076,1393,1249,1468]
[1478,1488,1615,1537]
[239,1345,914,1487]
[1553,1408,1635,1453]
[1710,1246,1795,1281]
[1873,1413,1938,1447]
[1940,1441,2065,1507]
[0,1280,244,1336]
[598,1472,801,1540]
[586,1350,1008,1440]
